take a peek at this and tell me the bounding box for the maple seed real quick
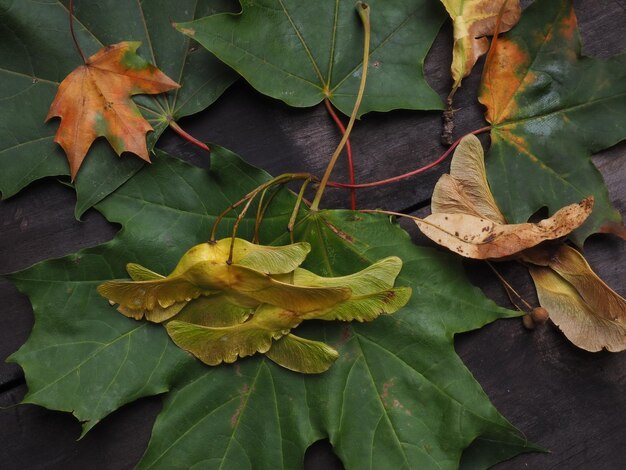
[531,307,549,324]
[97,237,411,373]
[522,314,536,330]
[46,41,180,180]
[415,135,594,260]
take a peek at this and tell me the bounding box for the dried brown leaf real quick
[440,0,521,87]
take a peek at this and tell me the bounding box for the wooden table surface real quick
[1,1,624,468]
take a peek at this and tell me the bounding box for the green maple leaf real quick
[175,0,446,116]
[479,0,626,244]
[8,148,538,467]
[0,0,237,217]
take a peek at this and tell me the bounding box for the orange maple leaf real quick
[46,41,180,179]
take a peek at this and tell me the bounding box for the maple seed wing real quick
[169,239,309,276]
[550,245,626,324]
[173,294,254,327]
[118,301,188,323]
[529,266,626,352]
[432,134,506,223]
[126,263,165,281]
[523,245,626,324]
[97,276,202,313]
[198,264,352,313]
[305,287,413,322]
[165,318,280,366]
[290,256,403,293]
[265,334,340,374]
[233,239,311,274]
[416,197,593,259]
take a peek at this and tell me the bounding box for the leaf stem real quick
[324,99,356,210]
[253,185,280,243]
[228,195,258,263]
[328,126,491,189]
[359,209,480,242]
[69,0,87,64]
[169,121,210,152]
[210,173,313,242]
[310,2,371,211]
[486,261,533,312]
[288,178,312,243]
[359,209,421,222]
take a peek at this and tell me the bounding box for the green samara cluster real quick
[97,238,411,373]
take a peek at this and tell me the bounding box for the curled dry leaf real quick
[440,0,521,88]
[415,135,593,260]
[524,244,626,352]
[98,238,411,373]
[46,42,179,179]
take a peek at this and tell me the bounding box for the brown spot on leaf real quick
[323,219,353,243]
[335,323,353,347]
[381,378,396,409]
[230,384,249,428]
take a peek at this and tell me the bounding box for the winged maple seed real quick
[522,245,626,352]
[413,134,624,352]
[414,135,593,260]
[97,238,411,373]
[46,41,179,179]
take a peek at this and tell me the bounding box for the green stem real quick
[486,261,533,312]
[288,178,312,243]
[310,2,371,211]
[210,173,312,241]
[253,185,280,243]
[228,195,258,263]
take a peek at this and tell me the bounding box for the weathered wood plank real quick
[0,384,160,470]
[0,1,624,469]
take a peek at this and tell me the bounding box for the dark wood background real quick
[1,1,624,468]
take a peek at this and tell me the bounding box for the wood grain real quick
[1,1,624,468]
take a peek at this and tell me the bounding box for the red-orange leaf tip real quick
[46,41,180,180]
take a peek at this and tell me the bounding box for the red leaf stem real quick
[68,0,86,64]
[327,126,491,189]
[324,99,356,209]
[169,121,210,152]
